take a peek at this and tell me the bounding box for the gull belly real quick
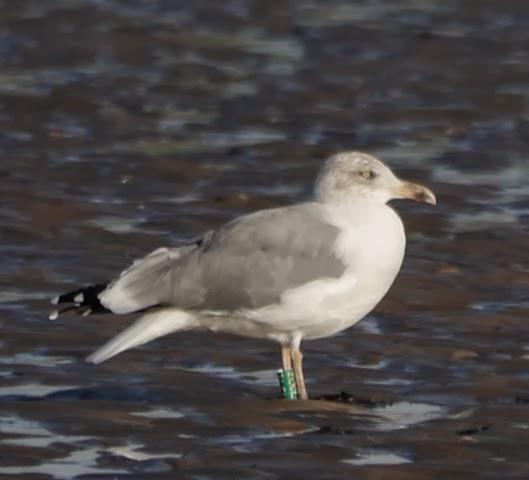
[237,202,406,341]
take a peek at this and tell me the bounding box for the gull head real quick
[315,151,436,206]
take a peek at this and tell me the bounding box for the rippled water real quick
[1,0,529,478]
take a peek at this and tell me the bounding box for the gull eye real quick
[359,170,376,180]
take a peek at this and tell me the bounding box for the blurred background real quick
[1,0,529,478]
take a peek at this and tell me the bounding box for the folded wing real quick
[99,203,346,314]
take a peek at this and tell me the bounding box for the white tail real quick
[86,309,196,364]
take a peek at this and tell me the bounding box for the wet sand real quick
[1,0,529,478]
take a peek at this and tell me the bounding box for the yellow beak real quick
[397,181,436,205]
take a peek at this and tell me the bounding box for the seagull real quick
[50,151,435,400]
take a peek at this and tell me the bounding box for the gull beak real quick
[397,181,437,205]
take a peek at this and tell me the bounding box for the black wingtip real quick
[50,283,110,319]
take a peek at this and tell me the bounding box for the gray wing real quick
[99,203,345,313]
[98,237,209,314]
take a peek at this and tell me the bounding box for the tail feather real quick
[86,309,195,364]
[49,283,110,320]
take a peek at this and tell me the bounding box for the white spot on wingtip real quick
[49,311,59,321]
[74,293,84,303]
[51,296,59,305]
[82,308,92,317]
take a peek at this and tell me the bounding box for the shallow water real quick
[1,0,529,478]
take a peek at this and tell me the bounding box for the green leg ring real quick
[277,368,298,400]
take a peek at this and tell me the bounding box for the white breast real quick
[332,202,406,288]
[306,202,406,333]
[243,202,406,341]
